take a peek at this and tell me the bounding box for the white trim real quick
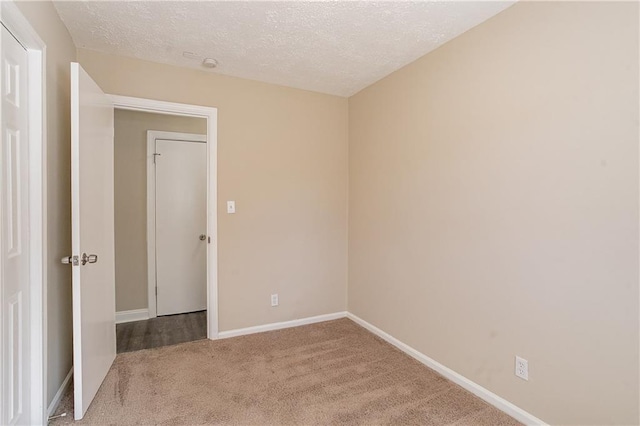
[346,313,547,426]
[0,3,47,425]
[109,95,219,339]
[218,312,348,339]
[115,309,149,324]
[46,368,72,417]
[146,131,206,319]
[109,95,213,119]
[149,131,207,143]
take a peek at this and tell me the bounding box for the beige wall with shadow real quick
[14,1,76,406]
[348,2,639,424]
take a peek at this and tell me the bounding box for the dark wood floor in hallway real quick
[116,310,207,353]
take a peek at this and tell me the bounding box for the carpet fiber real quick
[51,318,520,425]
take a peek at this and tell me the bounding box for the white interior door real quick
[1,25,31,426]
[70,62,115,420]
[155,139,207,316]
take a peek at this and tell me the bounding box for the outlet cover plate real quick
[515,356,529,380]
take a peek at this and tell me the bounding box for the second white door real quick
[154,138,207,316]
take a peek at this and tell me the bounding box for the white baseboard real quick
[218,311,347,339]
[47,367,73,417]
[115,308,149,324]
[346,313,547,426]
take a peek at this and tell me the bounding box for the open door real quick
[67,62,115,420]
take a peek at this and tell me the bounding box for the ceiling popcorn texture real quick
[53,1,515,97]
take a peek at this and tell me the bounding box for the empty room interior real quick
[0,1,638,425]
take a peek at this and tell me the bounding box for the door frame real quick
[146,130,207,319]
[0,2,47,424]
[109,95,218,339]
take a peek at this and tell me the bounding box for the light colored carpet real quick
[50,318,521,425]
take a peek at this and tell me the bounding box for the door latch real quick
[61,255,80,266]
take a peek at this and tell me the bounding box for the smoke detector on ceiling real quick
[202,58,218,69]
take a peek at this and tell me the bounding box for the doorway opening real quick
[64,65,218,420]
[112,110,211,353]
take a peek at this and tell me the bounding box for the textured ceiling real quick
[53,1,515,97]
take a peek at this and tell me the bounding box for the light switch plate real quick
[227,201,235,214]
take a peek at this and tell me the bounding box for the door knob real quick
[199,234,207,241]
[81,253,98,265]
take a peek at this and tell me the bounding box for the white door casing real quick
[110,96,218,339]
[70,62,116,420]
[154,136,207,316]
[1,24,31,426]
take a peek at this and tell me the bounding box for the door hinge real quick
[152,152,161,164]
[155,286,158,296]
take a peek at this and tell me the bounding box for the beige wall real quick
[79,49,349,330]
[114,110,206,312]
[13,1,76,406]
[348,2,639,425]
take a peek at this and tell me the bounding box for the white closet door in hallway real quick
[154,138,207,316]
[1,24,31,426]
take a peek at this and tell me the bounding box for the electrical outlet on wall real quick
[515,356,529,381]
[271,294,279,307]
